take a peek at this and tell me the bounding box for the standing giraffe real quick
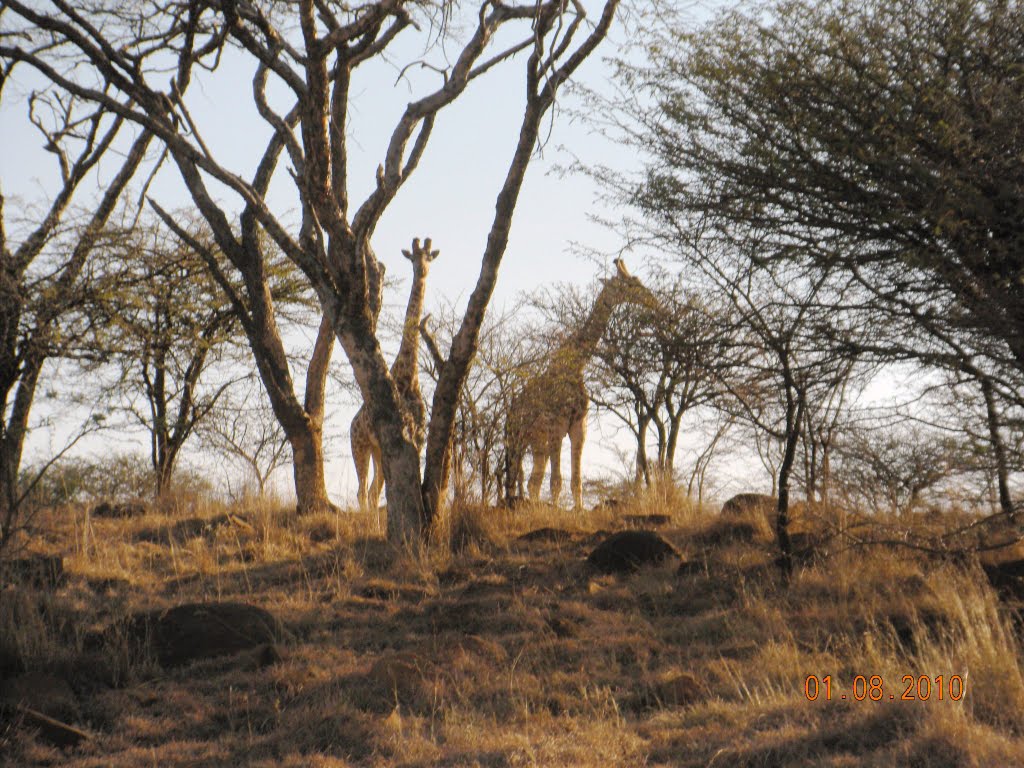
[506,259,656,509]
[351,238,439,509]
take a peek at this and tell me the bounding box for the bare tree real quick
[199,376,291,501]
[0,71,153,553]
[583,275,735,486]
[1,0,621,543]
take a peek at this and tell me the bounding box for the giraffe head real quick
[598,258,658,310]
[402,237,440,275]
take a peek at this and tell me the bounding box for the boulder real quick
[0,671,80,722]
[121,601,285,667]
[983,559,1024,602]
[720,493,777,520]
[586,530,681,575]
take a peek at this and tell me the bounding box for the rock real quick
[983,559,1024,602]
[721,493,777,520]
[120,602,285,667]
[14,707,92,749]
[1,555,64,588]
[91,500,148,518]
[586,530,681,574]
[0,672,80,722]
[622,514,672,528]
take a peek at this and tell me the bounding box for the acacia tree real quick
[0,73,153,552]
[2,0,620,543]
[585,277,734,485]
[96,217,249,497]
[610,0,1024,519]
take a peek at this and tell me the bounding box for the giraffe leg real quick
[527,442,546,501]
[352,429,371,510]
[548,436,564,506]
[569,416,587,511]
[369,445,384,509]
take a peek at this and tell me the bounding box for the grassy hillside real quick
[3,492,1024,766]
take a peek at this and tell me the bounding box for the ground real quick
[3,489,1024,766]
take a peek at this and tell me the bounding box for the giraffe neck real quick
[555,283,622,376]
[391,262,427,391]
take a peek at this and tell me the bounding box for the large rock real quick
[983,559,1024,602]
[122,602,284,667]
[587,530,681,574]
[720,493,777,520]
[0,671,80,722]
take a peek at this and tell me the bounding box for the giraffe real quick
[505,259,656,510]
[351,238,439,509]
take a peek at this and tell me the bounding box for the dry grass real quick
[3,491,1024,766]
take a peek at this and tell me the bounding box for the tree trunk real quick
[0,359,42,555]
[981,376,1015,521]
[636,415,651,487]
[330,301,425,544]
[289,420,330,515]
[776,394,804,585]
[421,101,547,528]
[666,410,683,476]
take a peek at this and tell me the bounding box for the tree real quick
[610,0,1024,516]
[198,376,291,501]
[585,276,735,486]
[0,74,153,553]
[2,0,621,544]
[95,216,251,498]
[419,300,542,506]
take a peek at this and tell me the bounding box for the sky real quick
[1,0,752,506]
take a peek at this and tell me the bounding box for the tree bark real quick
[980,376,1015,521]
[421,101,546,525]
[776,392,804,585]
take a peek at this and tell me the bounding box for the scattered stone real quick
[586,530,681,575]
[1,555,64,588]
[120,601,285,667]
[90,500,147,518]
[622,514,672,528]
